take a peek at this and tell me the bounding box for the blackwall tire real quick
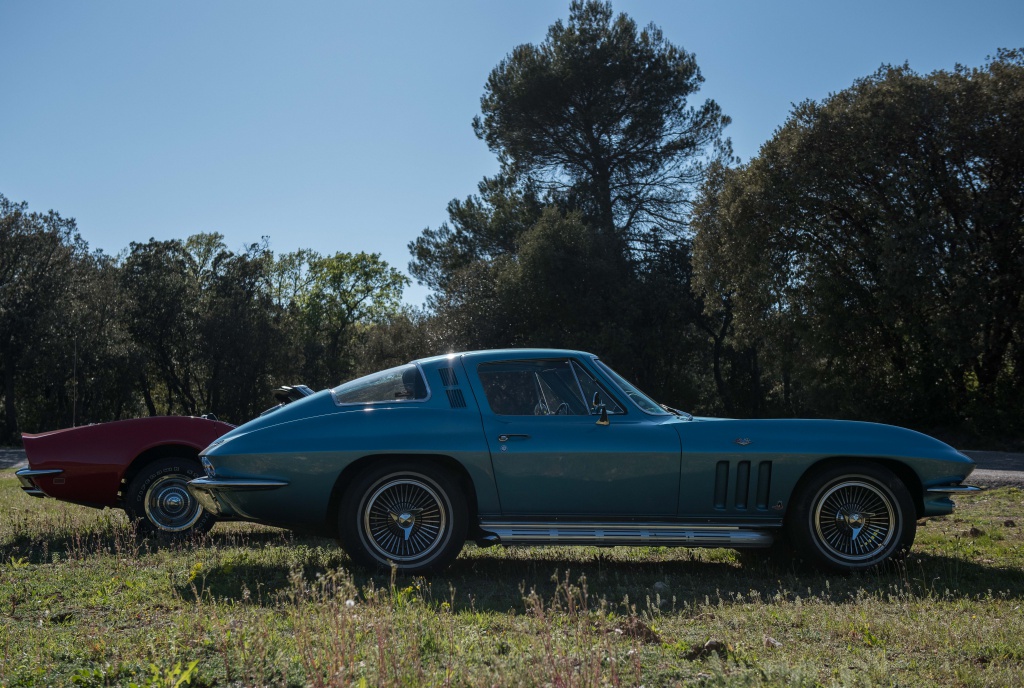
[123,457,216,538]
[786,462,916,572]
[339,461,467,574]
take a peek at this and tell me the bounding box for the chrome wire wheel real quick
[362,478,448,562]
[812,479,896,562]
[144,474,203,532]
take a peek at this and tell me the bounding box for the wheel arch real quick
[119,444,201,503]
[325,453,480,538]
[788,456,924,520]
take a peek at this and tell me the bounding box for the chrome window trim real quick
[568,359,588,408]
[591,357,668,416]
[532,371,550,414]
[570,359,626,416]
[331,362,433,407]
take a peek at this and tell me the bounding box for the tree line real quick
[2,2,1021,445]
[0,211,411,442]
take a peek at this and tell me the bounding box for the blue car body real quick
[189,349,978,572]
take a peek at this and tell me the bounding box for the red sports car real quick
[17,416,235,535]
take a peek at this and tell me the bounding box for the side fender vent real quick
[438,367,458,387]
[446,389,467,408]
[714,461,729,509]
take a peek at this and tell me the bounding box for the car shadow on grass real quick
[0,524,327,565]
[172,546,1024,613]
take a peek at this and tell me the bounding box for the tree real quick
[473,0,729,245]
[200,240,291,422]
[293,252,410,388]
[409,1,728,409]
[120,233,285,421]
[26,249,145,429]
[409,174,545,301]
[120,237,207,415]
[693,50,1024,433]
[0,195,83,442]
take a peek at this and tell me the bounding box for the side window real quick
[571,361,625,414]
[332,364,428,404]
[478,360,590,415]
[477,366,538,415]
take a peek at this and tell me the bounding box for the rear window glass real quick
[331,364,428,405]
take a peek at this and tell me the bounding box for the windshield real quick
[331,364,428,405]
[593,359,668,415]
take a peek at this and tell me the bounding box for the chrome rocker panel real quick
[478,520,775,548]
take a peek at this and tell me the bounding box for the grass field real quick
[1,469,1022,687]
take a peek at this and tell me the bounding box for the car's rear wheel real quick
[339,461,467,573]
[124,457,216,537]
[787,462,915,572]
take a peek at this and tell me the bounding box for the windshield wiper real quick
[659,403,693,421]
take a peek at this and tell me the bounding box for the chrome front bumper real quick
[926,484,984,494]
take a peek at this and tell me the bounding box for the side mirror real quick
[592,392,609,426]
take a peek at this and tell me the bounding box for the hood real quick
[681,417,972,467]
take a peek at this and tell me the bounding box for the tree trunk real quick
[711,330,732,416]
[140,374,157,417]
[2,360,18,444]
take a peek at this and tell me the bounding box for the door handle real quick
[497,434,530,442]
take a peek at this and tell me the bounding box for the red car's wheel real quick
[124,457,216,537]
[338,461,467,573]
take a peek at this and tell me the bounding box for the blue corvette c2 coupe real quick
[188,349,981,573]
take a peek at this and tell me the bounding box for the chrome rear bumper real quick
[15,468,63,498]
[187,476,288,516]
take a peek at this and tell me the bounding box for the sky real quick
[3,1,1022,307]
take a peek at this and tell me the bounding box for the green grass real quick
[1,469,1022,687]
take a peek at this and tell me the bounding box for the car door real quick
[466,357,681,517]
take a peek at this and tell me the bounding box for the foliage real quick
[295,251,410,387]
[474,0,730,242]
[692,49,1024,434]
[0,195,86,443]
[0,210,410,431]
[409,0,725,407]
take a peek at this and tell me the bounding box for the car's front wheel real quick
[787,462,916,572]
[339,461,467,573]
[123,457,217,537]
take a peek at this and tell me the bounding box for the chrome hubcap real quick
[144,474,203,532]
[814,480,896,561]
[363,478,446,562]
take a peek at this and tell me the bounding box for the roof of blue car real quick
[413,348,594,366]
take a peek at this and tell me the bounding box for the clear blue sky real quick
[3,1,1021,306]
